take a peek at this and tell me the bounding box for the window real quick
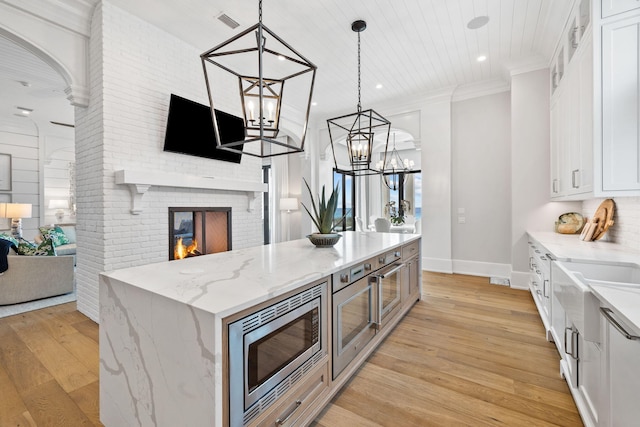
[333,170,356,231]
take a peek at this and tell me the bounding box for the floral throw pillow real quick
[17,237,57,256]
[39,225,70,247]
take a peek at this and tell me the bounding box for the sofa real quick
[0,253,74,305]
[35,223,77,257]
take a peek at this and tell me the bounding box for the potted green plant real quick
[301,179,347,247]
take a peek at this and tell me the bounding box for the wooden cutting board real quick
[591,199,615,240]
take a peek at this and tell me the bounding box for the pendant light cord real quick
[259,0,262,23]
[357,30,362,112]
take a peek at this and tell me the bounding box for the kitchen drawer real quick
[254,360,329,427]
[402,240,420,261]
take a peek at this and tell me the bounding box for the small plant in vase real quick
[390,213,405,225]
[301,179,347,247]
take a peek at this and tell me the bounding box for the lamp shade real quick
[48,199,69,209]
[0,203,32,219]
[280,198,299,212]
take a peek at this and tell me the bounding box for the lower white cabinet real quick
[601,307,640,426]
[577,330,603,426]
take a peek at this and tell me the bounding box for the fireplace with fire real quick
[169,207,232,260]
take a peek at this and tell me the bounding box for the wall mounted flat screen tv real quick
[163,94,245,163]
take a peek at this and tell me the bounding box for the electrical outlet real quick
[457,216,466,224]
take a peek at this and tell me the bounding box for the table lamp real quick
[280,198,299,241]
[0,203,32,238]
[49,199,69,222]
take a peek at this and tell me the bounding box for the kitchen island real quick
[99,231,421,427]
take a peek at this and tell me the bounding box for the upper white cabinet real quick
[550,0,593,200]
[601,0,640,18]
[601,14,640,191]
[550,0,640,199]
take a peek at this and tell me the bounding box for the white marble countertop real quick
[101,231,420,318]
[528,231,640,265]
[589,283,640,336]
[528,231,640,333]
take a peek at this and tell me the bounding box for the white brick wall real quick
[75,2,263,322]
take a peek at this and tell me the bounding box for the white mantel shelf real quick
[114,169,267,214]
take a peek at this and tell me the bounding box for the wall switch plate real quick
[457,216,466,224]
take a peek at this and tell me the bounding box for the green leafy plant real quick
[390,213,405,225]
[301,179,347,234]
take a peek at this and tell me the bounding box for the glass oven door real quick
[373,263,404,328]
[332,276,377,379]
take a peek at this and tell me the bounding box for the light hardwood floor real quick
[0,272,582,426]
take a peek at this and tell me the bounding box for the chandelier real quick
[377,133,416,191]
[201,0,317,158]
[327,20,391,176]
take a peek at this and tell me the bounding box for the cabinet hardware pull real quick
[564,327,579,360]
[553,179,559,193]
[376,263,405,279]
[601,307,640,340]
[275,400,302,425]
[572,169,580,188]
[543,279,549,298]
[370,277,382,329]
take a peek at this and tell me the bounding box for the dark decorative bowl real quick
[306,233,341,248]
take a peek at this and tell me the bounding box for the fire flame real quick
[174,237,198,260]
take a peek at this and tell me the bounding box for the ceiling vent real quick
[217,13,240,29]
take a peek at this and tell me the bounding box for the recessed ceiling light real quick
[376,83,383,89]
[17,106,33,115]
[467,16,490,30]
[477,55,487,62]
[312,102,317,106]
[278,55,286,61]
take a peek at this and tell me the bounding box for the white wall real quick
[451,91,512,277]
[420,100,453,273]
[0,119,40,238]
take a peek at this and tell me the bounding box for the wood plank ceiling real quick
[0,0,573,127]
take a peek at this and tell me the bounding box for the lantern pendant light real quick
[378,133,415,190]
[327,20,391,176]
[201,0,317,158]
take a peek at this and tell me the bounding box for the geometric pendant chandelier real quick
[201,0,317,158]
[327,20,391,176]
[377,133,416,190]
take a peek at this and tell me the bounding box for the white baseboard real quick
[422,259,530,291]
[510,271,530,290]
[451,259,511,279]
[421,257,453,274]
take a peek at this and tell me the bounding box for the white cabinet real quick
[601,307,640,426]
[528,241,552,336]
[601,0,640,18]
[550,279,566,354]
[577,331,602,426]
[550,0,593,200]
[601,14,640,192]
